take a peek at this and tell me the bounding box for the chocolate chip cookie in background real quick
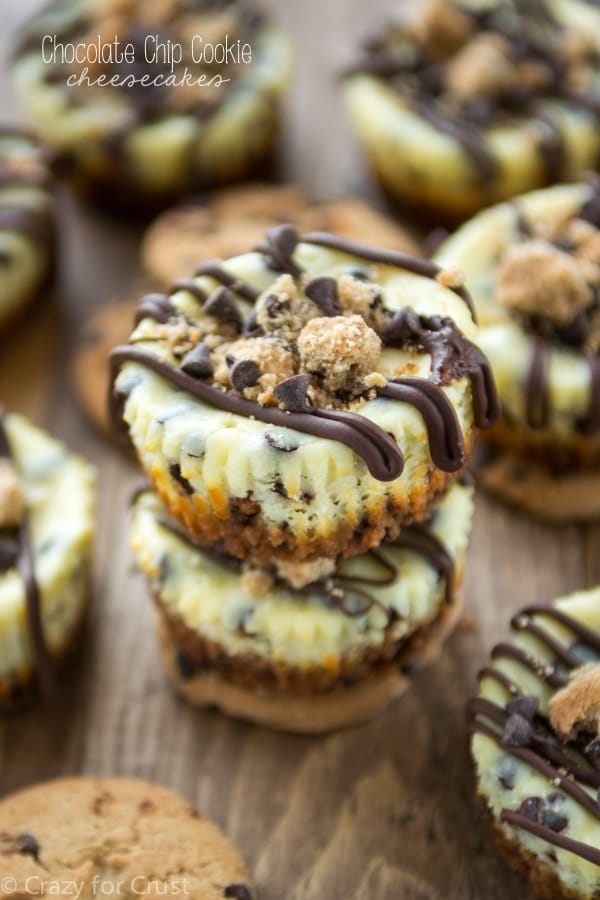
[110,224,498,565]
[11,0,292,213]
[0,128,55,333]
[468,586,600,900]
[0,409,95,711]
[343,0,600,222]
[141,183,421,289]
[436,181,600,522]
[0,777,253,899]
[130,480,472,732]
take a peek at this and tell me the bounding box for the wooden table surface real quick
[1,3,599,898]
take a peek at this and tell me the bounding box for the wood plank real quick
[0,3,594,899]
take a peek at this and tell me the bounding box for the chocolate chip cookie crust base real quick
[156,587,464,734]
[152,462,462,566]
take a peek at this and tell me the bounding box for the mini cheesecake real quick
[468,587,600,900]
[0,128,55,331]
[110,225,498,564]
[344,0,600,220]
[12,0,292,210]
[131,481,473,732]
[0,411,95,708]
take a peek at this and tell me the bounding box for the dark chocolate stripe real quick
[472,720,600,818]
[300,231,477,320]
[469,602,600,867]
[381,378,465,471]
[170,279,207,303]
[412,97,498,187]
[490,642,567,688]
[0,410,55,700]
[525,336,551,429]
[393,524,454,604]
[520,605,600,651]
[110,346,403,481]
[145,491,455,619]
[531,110,566,184]
[469,697,600,788]
[500,810,600,867]
[511,615,583,668]
[194,262,260,302]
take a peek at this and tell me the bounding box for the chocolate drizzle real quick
[513,193,600,433]
[110,345,403,481]
[110,230,499,480]
[0,410,55,700]
[142,490,456,620]
[346,0,597,187]
[468,604,600,867]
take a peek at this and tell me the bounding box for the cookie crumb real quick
[496,240,593,325]
[436,266,465,290]
[276,557,336,590]
[241,567,274,597]
[549,663,600,740]
[297,315,381,395]
[446,33,516,100]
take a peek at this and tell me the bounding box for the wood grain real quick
[0,2,595,898]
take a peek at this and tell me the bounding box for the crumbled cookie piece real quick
[297,315,382,395]
[409,0,473,59]
[336,275,386,330]
[0,460,24,529]
[496,240,593,325]
[241,567,274,598]
[446,34,517,100]
[275,557,336,590]
[212,336,297,401]
[255,275,317,340]
[549,663,600,740]
[436,266,464,290]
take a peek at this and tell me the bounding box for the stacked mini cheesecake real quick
[111,224,498,732]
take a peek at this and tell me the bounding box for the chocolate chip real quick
[262,293,291,318]
[506,695,538,722]
[203,287,243,329]
[273,374,310,412]
[543,799,568,833]
[15,833,39,860]
[260,224,301,277]
[181,343,213,379]
[587,736,600,770]
[230,359,261,393]
[305,276,340,316]
[134,293,175,325]
[224,885,253,900]
[519,797,545,823]
[502,713,533,748]
[379,308,422,345]
[0,251,11,268]
[265,431,299,452]
[169,462,194,495]
[242,309,263,337]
